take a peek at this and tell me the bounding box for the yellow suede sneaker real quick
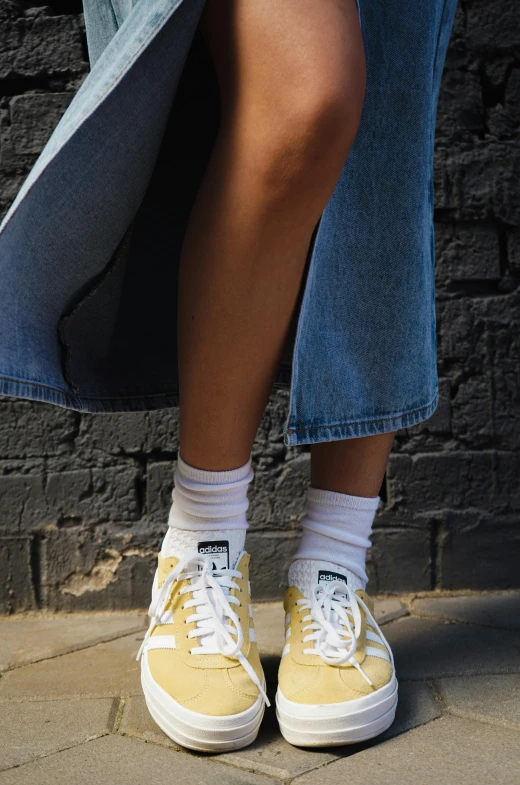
[137,544,268,752]
[276,561,397,746]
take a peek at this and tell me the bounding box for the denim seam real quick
[431,0,450,88]
[428,0,452,395]
[107,0,120,32]
[0,0,186,235]
[0,378,181,414]
[284,395,439,446]
[285,392,439,434]
[78,390,179,401]
[0,374,70,396]
[0,373,177,400]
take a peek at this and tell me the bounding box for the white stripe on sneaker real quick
[366,629,384,645]
[365,645,391,662]
[145,635,176,651]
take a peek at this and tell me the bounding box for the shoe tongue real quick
[158,530,247,656]
[161,528,245,569]
[289,559,364,598]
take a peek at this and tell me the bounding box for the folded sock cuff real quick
[302,520,372,549]
[169,451,254,532]
[307,486,380,511]
[177,451,253,486]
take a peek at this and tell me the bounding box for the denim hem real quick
[283,392,439,446]
[0,375,180,413]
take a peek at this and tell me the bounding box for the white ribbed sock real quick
[161,452,254,569]
[291,486,380,592]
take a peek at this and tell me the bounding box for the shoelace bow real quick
[296,580,394,686]
[137,553,270,706]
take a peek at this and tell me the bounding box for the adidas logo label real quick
[318,570,348,586]
[197,540,230,571]
[199,545,228,554]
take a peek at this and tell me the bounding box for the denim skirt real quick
[0,0,458,446]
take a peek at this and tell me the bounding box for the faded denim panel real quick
[0,0,205,398]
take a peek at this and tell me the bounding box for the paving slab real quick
[119,695,182,750]
[292,716,520,785]
[0,614,146,671]
[0,633,142,701]
[218,707,337,779]
[219,680,441,778]
[253,602,284,655]
[121,680,440,778]
[383,616,520,680]
[0,698,117,772]
[0,734,281,785]
[373,598,409,626]
[438,674,520,728]
[379,680,441,740]
[123,693,336,778]
[412,593,520,630]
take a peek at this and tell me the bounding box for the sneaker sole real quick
[276,674,398,747]
[141,652,266,752]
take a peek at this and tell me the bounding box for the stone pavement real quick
[1,592,519,784]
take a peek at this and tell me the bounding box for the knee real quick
[304,72,365,149]
[255,74,365,199]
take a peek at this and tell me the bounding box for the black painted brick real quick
[0,0,518,607]
[0,536,36,612]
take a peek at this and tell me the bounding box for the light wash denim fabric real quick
[0,0,458,447]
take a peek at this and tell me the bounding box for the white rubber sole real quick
[276,674,398,747]
[141,653,266,752]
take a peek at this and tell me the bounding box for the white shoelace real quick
[296,580,394,686]
[137,552,270,706]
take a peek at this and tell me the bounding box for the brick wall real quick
[0,1,519,612]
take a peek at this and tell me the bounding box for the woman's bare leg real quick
[178,0,365,470]
[311,432,397,497]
